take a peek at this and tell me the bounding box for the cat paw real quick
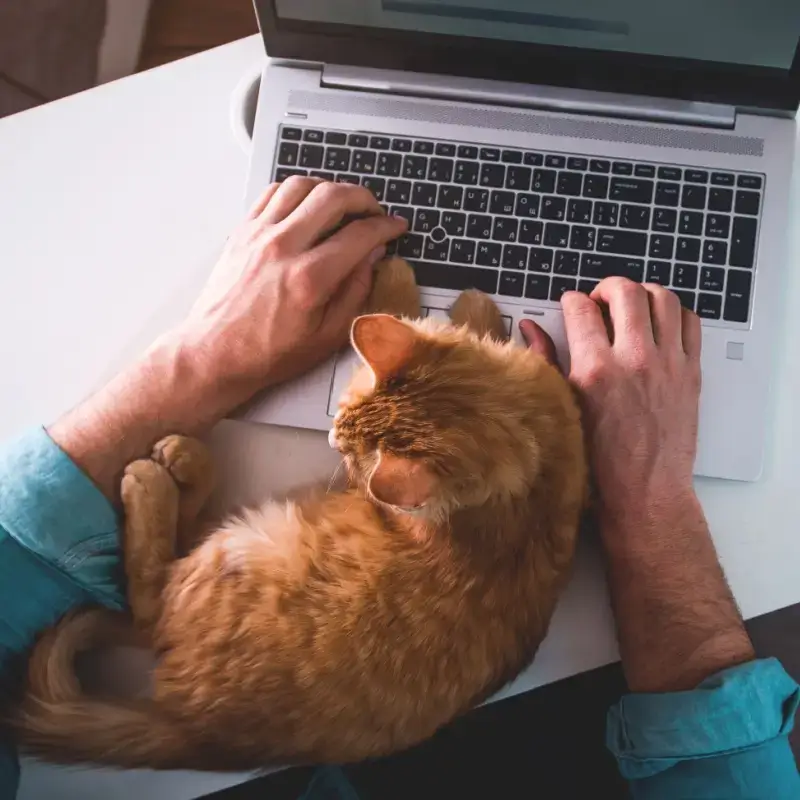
[152,435,214,490]
[121,459,179,512]
[366,257,422,319]
[449,290,507,342]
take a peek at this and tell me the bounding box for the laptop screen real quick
[276,1,800,71]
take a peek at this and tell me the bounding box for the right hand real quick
[523,278,702,530]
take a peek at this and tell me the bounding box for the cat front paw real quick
[152,435,214,490]
[366,257,422,319]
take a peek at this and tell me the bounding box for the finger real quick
[642,284,683,351]
[519,319,558,367]
[277,182,384,249]
[560,291,611,367]
[681,307,702,359]
[246,182,282,220]
[304,215,408,298]
[589,278,655,353]
[258,176,323,226]
[318,257,375,348]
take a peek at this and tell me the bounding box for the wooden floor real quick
[138,0,258,72]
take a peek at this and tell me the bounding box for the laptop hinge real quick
[322,65,736,130]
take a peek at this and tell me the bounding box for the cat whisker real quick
[326,460,344,494]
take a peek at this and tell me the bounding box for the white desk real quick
[1,35,799,800]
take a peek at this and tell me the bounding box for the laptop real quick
[241,1,800,482]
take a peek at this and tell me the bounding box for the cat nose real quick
[328,428,340,450]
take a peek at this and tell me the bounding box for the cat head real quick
[329,314,551,521]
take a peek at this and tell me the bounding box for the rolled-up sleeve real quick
[607,658,800,799]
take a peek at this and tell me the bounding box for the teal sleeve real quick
[0,427,125,799]
[607,658,800,799]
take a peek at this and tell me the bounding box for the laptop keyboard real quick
[274,126,764,324]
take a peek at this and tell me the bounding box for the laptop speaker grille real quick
[288,90,764,158]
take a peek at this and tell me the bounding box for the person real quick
[0,177,797,799]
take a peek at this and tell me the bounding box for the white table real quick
[1,35,799,800]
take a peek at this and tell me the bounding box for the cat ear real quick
[368,452,435,510]
[351,314,418,382]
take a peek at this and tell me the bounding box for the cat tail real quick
[12,608,194,770]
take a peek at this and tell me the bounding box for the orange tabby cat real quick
[14,257,587,771]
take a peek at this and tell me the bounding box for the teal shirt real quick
[0,428,798,799]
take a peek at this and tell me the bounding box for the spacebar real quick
[410,261,499,294]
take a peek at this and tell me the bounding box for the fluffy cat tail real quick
[12,609,194,770]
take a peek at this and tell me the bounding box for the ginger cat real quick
[14,258,587,771]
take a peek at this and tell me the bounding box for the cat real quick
[13,257,587,771]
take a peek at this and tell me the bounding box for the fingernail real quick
[392,213,410,225]
[368,246,386,264]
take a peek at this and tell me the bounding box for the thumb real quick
[319,254,376,345]
[519,318,559,368]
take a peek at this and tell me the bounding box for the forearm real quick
[601,487,755,693]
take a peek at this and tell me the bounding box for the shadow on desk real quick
[204,604,800,800]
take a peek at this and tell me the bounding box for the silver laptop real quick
[241,1,800,482]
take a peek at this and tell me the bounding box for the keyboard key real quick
[413,141,434,154]
[620,205,650,231]
[412,261,498,293]
[543,223,570,248]
[480,147,500,161]
[424,237,450,261]
[503,244,529,270]
[441,211,467,236]
[463,187,489,212]
[653,208,677,232]
[347,133,368,147]
[397,233,424,258]
[335,174,360,185]
[392,138,412,152]
[386,179,411,204]
[590,159,611,173]
[281,127,302,140]
[724,270,752,322]
[673,263,698,288]
[568,157,588,170]
[325,147,351,171]
[390,206,414,227]
[593,201,619,226]
[361,176,385,200]
[437,185,463,210]
[299,144,324,168]
[435,143,456,156]
[655,182,680,207]
[310,170,335,181]
[480,163,506,187]
[532,169,557,194]
[541,197,566,221]
[708,188,733,212]
[492,217,519,242]
[685,170,709,183]
[525,273,551,299]
[697,293,722,320]
[646,261,671,285]
[501,150,523,164]
[524,152,544,166]
[402,155,428,179]
[303,130,324,144]
[545,155,566,168]
[412,182,437,207]
[570,226,596,251]
[490,190,516,215]
[681,185,707,210]
[583,174,609,199]
[578,279,599,294]
[649,234,674,259]
[711,172,735,186]
[476,241,502,267]
[450,238,476,264]
[377,152,402,176]
[557,172,583,196]
[702,240,728,265]
[730,217,757,268]
[325,131,347,144]
[369,136,390,149]
[277,141,299,166]
[737,175,762,189]
[275,167,307,181]
[519,220,544,245]
[672,290,695,311]
[597,229,647,256]
[428,158,454,182]
[658,166,681,180]
[529,248,554,272]
[499,271,525,296]
[567,199,592,224]
[505,166,532,191]
[700,266,725,292]
[612,162,633,175]
[551,277,577,300]
[610,178,654,204]
[555,251,579,276]
[581,254,644,282]
[634,164,656,178]
[351,150,377,174]
[735,190,760,215]
[679,211,703,236]
[676,237,701,263]
[457,145,478,159]
[413,209,440,233]
[705,214,731,239]
[467,214,493,239]
[515,193,540,218]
